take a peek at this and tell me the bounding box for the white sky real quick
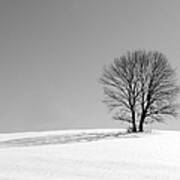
[0,0,180,132]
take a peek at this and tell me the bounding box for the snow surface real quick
[0,129,180,180]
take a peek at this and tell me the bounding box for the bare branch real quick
[99,50,179,132]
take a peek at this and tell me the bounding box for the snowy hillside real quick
[0,129,180,180]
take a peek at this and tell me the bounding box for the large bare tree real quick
[100,50,179,132]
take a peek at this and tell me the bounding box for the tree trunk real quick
[132,122,137,132]
[139,113,146,132]
[139,121,144,132]
[132,110,137,132]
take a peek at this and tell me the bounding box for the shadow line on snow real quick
[0,131,140,148]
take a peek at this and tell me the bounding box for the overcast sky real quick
[0,0,180,132]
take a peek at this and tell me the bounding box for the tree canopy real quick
[100,50,179,132]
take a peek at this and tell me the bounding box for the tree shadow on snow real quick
[0,131,140,148]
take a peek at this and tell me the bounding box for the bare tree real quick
[100,50,179,132]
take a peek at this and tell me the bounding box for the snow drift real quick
[0,129,180,180]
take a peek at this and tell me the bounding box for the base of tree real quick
[127,127,137,133]
[127,127,145,133]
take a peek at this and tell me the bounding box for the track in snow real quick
[0,129,139,147]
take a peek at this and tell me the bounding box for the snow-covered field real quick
[0,129,180,180]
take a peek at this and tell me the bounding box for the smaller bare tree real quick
[100,50,179,132]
